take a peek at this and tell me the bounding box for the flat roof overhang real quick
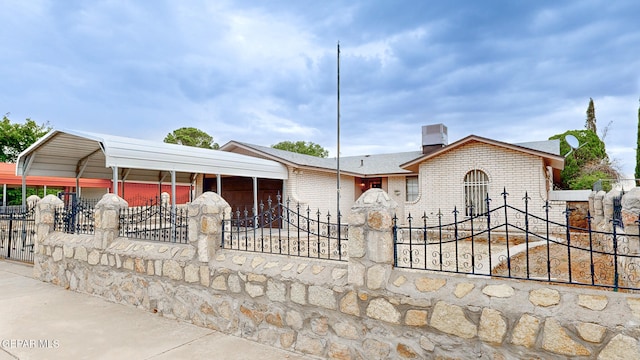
[16,129,289,183]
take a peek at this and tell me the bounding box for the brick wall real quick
[287,167,355,217]
[195,141,565,226]
[405,141,565,224]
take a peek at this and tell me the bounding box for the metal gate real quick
[0,207,36,264]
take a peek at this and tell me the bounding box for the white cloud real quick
[1,0,639,178]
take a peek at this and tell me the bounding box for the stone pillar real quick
[622,188,640,236]
[94,193,128,249]
[593,190,606,228]
[619,188,640,288]
[187,191,231,262]
[588,191,595,218]
[347,189,398,290]
[35,195,64,251]
[34,195,64,277]
[161,192,170,206]
[26,194,40,210]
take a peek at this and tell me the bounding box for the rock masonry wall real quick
[33,190,640,359]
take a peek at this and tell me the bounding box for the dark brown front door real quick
[204,176,283,212]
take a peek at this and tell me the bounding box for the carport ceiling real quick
[16,129,288,183]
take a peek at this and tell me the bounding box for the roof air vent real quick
[422,124,448,154]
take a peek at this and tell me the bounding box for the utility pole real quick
[337,42,341,219]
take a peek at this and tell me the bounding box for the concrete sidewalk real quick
[0,260,314,360]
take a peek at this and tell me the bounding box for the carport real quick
[15,129,288,211]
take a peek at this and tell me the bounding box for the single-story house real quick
[208,124,566,224]
[14,126,566,224]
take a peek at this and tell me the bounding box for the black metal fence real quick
[221,195,348,261]
[0,206,36,263]
[0,205,29,214]
[54,198,99,234]
[394,190,640,292]
[119,198,188,243]
[613,191,624,229]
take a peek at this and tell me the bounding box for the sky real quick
[1,0,639,177]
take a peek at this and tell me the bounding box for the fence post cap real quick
[191,191,227,204]
[353,189,398,211]
[96,193,128,209]
[39,194,64,207]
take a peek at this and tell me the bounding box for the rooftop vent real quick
[422,124,448,154]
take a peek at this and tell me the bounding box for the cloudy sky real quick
[2,1,639,176]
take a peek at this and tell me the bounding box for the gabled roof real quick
[16,129,288,182]
[401,135,564,172]
[339,151,423,176]
[220,141,336,170]
[219,141,421,177]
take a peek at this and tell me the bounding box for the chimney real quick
[422,124,448,154]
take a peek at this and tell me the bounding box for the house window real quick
[406,176,418,202]
[464,170,489,216]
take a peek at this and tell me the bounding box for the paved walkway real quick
[0,260,313,360]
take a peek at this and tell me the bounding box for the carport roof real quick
[15,129,289,182]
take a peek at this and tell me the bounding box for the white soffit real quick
[16,129,288,181]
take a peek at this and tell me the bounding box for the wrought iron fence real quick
[0,206,36,263]
[394,190,640,292]
[54,198,98,234]
[221,195,348,261]
[0,205,29,214]
[612,190,624,229]
[119,198,188,243]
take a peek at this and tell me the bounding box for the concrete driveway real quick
[0,260,313,360]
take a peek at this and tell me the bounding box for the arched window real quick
[464,170,489,216]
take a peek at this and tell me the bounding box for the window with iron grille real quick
[464,170,488,216]
[406,176,418,202]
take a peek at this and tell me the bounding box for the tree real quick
[549,129,617,190]
[0,114,51,163]
[585,98,597,134]
[3,187,60,206]
[271,141,329,158]
[164,127,219,149]
[636,98,640,185]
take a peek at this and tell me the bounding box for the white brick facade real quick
[285,166,355,217]
[403,141,565,225]
[208,138,566,227]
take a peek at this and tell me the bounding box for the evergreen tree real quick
[636,98,640,184]
[549,129,616,190]
[585,98,597,134]
[271,141,329,158]
[164,127,219,149]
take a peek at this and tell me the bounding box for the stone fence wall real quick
[33,190,640,359]
[591,187,640,233]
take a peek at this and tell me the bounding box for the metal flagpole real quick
[337,42,341,220]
